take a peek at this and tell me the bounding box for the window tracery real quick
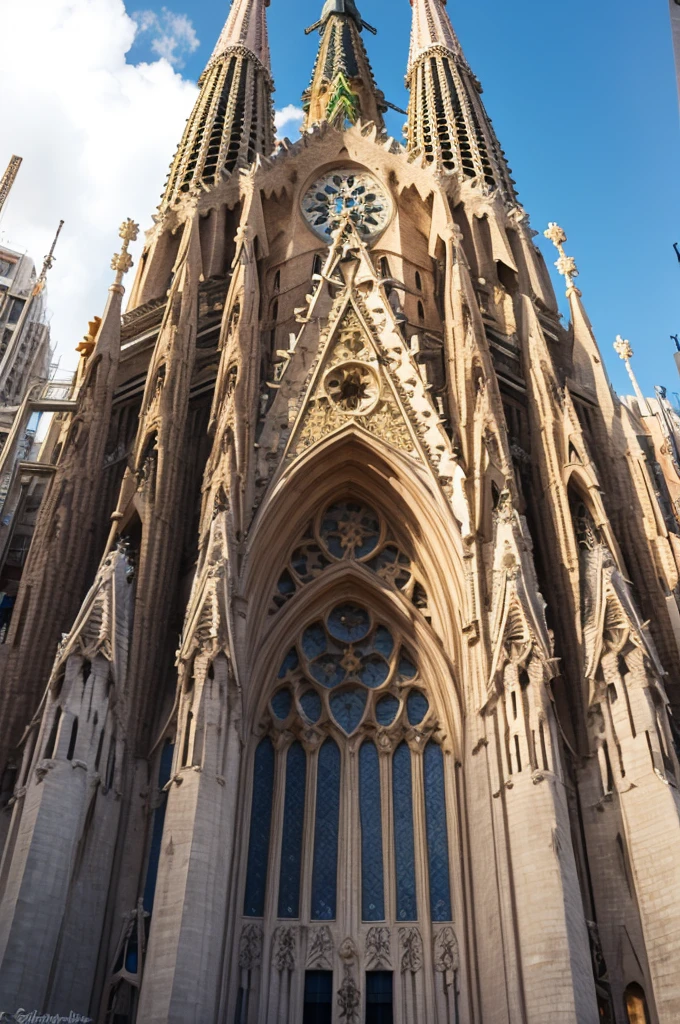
[242,599,452,940]
[270,500,430,622]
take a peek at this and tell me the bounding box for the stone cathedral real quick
[1,0,680,1021]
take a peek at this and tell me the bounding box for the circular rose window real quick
[301,169,392,242]
[324,361,380,415]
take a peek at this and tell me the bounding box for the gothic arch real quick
[244,564,464,754]
[244,428,470,664]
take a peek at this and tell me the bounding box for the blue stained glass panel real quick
[271,689,292,720]
[375,695,399,726]
[398,651,417,680]
[311,654,346,689]
[300,690,322,723]
[311,740,341,920]
[330,687,367,734]
[424,742,453,921]
[244,738,275,916]
[407,691,429,725]
[392,742,417,921]
[279,648,299,678]
[303,623,327,659]
[327,604,370,642]
[360,742,385,921]
[278,742,307,918]
[359,655,389,688]
[374,626,395,657]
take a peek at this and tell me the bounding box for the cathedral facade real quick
[0,1,679,1022]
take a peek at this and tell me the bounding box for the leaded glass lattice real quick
[424,742,453,921]
[393,742,417,921]
[278,742,307,918]
[311,739,341,920]
[244,738,275,917]
[360,742,385,921]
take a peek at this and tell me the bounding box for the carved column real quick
[136,653,243,1024]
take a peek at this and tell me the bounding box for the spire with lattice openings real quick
[406,0,515,196]
[162,0,274,207]
[302,0,387,131]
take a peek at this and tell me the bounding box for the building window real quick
[243,737,275,917]
[393,741,417,921]
[366,971,393,1024]
[624,983,650,1024]
[311,739,341,920]
[303,970,333,1024]
[278,741,307,919]
[360,741,385,921]
[237,501,456,1020]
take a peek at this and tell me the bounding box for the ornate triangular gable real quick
[254,213,470,534]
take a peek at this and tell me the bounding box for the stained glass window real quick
[271,688,292,720]
[393,742,417,921]
[244,737,275,916]
[142,739,174,914]
[269,501,430,620]
[424,742,453,921]
[360,742,385,921]
[330,687,367,734]
[278,742,307,918]
[311,739,341,920]
[407,690,429,725]
[375,695,399,726]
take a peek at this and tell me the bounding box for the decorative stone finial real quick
[544,222,581,298]
[613,336,650,414]
[613,335,634,362]
[111,219,140,286]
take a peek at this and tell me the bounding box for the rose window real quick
[324,361,380,414]
[301,170,392,242]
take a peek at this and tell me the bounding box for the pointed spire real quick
[302,0,386,131]
[162,0,274,207]
[406,0,515,196]
[211,0,271,67]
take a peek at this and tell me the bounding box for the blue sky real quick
[137,0,680,401]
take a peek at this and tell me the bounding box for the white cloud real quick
[275,104,305,137]
[132,8,200,68]
[0,0,199,373]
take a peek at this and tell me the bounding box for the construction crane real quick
[0,155,22,218]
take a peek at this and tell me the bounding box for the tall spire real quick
[406,0,515,196]
[302,0,387,131]
[162,0,274,207]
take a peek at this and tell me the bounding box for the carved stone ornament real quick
[272,925,297,972]
[399,926,423,974]
[365,927,391,969]
[307,926,334,969]
[433,926,459,976]
[337,962,361,1023]
[238,923,263,971]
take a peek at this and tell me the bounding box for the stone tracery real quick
[271,498,431,619]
